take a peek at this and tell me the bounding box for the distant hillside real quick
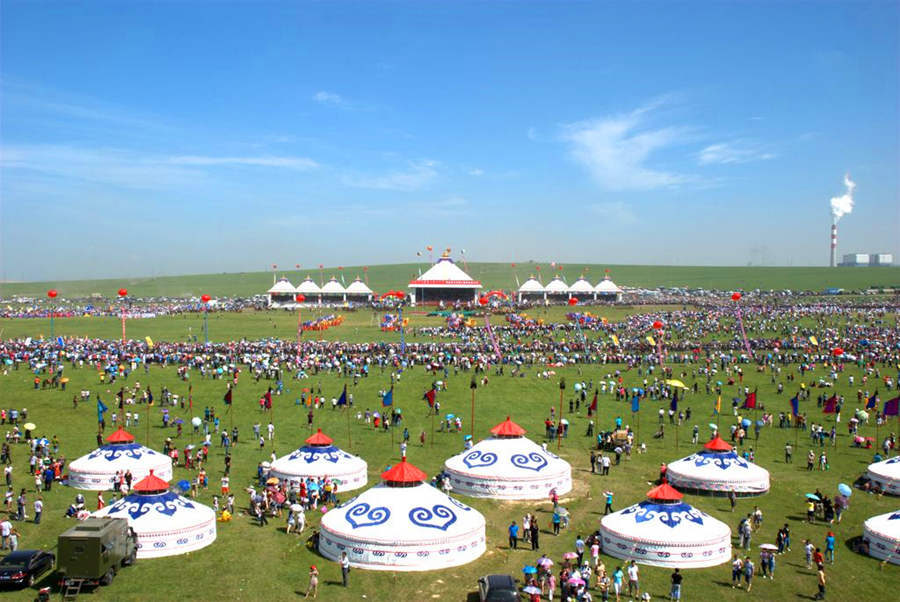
[1,262,898,299]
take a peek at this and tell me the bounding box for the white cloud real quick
[169,155,318,170]
[697,142,775,165]
[527,127,538,141]
[468,168,485,176]
[588,201,637,223]
[561,101,694,191]
[313,91,347,107]
[1,145,319,191]
[343,160,438,191]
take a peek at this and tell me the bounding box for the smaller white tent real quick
[267,277,297,307]
[67,427,173,491]
[865,456,900,496]
[568,277,595,299]
[544,276,569,296]
[862,509,900,564]
[666,435,770,496]
[595,277,624,302]
[599,482,731,568]
[517,276,545,302]
[320,277,347,302]
[269,429,368,492]
[345,277,374,301]
[93,471,216,558]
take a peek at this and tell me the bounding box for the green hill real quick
[1,262,898,299]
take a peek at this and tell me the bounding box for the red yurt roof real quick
[380,457,427,485]
[305,428,333,446]
[105,427,136,444]
[646,481,684,502]
[703,435,733,452]
[490,416,526,437]
[133,470,170,493]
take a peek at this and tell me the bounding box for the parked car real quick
[0,550,55,588]
[477,574,518,602]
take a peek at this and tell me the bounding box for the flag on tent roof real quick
[789,394,800,417]
[883,395,900,417]
[337,385,347,406]
[382,386,393,407]
[865,391,878,410]
[741,390,757,409]
[423,387,436,407]
[823,394,837,414]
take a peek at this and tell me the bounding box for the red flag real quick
[823,395,837,414]
[189,384,193,411]
[883,395,900,417]
[588,391,598,415]
[223,388,233,405]
[742,391,756,409]
[423,388,436,407]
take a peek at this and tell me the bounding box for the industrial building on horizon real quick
[840,253,894,267]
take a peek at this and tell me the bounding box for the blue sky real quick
[1,1,897,280]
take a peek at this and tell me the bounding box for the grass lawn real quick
[0,314,897,601]
[2,262,899,298]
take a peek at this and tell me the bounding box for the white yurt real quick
[320,277,347,302]
[599,482,731,568]
[269,429,368,492]
[568,277,595,300]
[444,417,572,499]
[665,435,770,496]
[595,276,624,302]
[517,276,545,302]
[865,456,900,496]
[318,458,486,571]
[67,427,173,490]
[862,509,900,564]
[296,276,322,299]
[93,471,216,558]
[345,277,374,301]
[544,276,569,296]
[407,255,482,305]
[267,277,297,307]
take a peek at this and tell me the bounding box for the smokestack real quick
[830,221,837,267]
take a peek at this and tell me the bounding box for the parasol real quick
[23,423,36,431]
[562,551,578,559]
[838,483,852,497]
[522,565,537,574]
[759,543,778,551]
[523,585,541,595]
[290,503,303,512]
[665,379,689,389]
[805,493,821,501]
[566,577,586,586]
[266,477,279,485]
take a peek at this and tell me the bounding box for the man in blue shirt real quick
[508,520,519,549]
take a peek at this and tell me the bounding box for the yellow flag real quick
[647,335,656,346]
[145,336,154,348]
[715,394,721,413]
[809,336,819,346]
[611,334,620,346]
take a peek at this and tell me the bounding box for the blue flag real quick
[670,390,678,412]
[97,397,108,423]
[382,387,393,407]
[866,392,878,410]
[631,395,640,413]
[789,395,800,417]
[337,385,347,406]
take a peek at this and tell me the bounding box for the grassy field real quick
[2,262,899,299]
[0,314,897,601]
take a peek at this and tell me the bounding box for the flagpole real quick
[470,379,476,438]
[558,378,565,450]
[430,410,434,448]
[346,401,352,448]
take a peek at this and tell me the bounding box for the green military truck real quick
[57,517,137,597]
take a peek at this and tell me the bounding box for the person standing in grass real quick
[814,564,826,600]
[731,554,743,588]
[604,490,614,514]
[669,568,683,600]
[508,520,519,549]
[340,551,350,587]
[530,517,539,549]
[304,565,318,599]
[824,531,835,564]
[743,556,755,592]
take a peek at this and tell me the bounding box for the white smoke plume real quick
[830,173,855,221]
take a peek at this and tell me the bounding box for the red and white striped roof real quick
[408,257,482,289]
